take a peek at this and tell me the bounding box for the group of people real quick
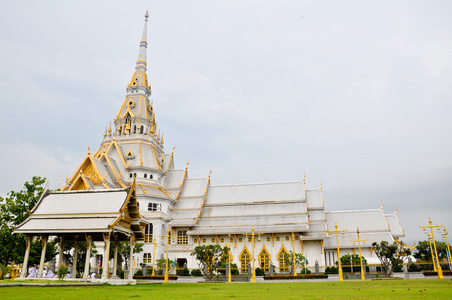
[26,266,57,278]
[26,265,97,279]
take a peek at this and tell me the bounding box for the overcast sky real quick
[1,1,451,244]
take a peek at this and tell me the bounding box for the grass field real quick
[1,279,451,299]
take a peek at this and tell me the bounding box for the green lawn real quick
[1,279,451,299]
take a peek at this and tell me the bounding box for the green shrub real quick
[255,267,265,276]
[191,269,202,276]
[300,268,311,274]
[408,263,420,272]
[58,265,68,280]
[231,263,239,275]
[393,265,403,273]
[118,268,125,279]
[181,267,190,276]
[325,266,338,274]
[135,269,143,276]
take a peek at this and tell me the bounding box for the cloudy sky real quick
[1,1,451,244]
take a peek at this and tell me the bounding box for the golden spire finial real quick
[145,10,149,21]
[380,200,384,209]
[104,126,107,137]
[320,180,323,191]
[88,145,91,154]
[161,134,164,144]
[66,174,69,184]
[395,205,398,214]
[150,124,154,134]
[157,130,161,141]
[303,171,306,184]
[108,122,112,135]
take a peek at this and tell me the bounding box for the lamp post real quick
[427,233,437,272]
[243,226,262,283]
[159,229,170,283]
[350,228,367,280]
[326,222,347,281]
[441,226,451,270]
[152,238,156,276]
[291,232,297,277]
[420,218,444,279]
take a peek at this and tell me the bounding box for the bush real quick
[191,269,202,276]
[325,266,338,274]
[118,268,125,279]
[181,267,190,276]
[264,274,327,280]
[58,265,68,280]
[231,263,239,275]
[255,268,265,276]
[393,265,403,273]
[408,263,420,272]
[300,268,311,274]
[135,269,143,276]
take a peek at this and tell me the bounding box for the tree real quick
[0,176,46,265]
[59,238,97,275]
[118,241,143,270]
[339,254,367,273]
[286,251,308,269]
[372,240,411,277]
[191,245,228,280]
[413,240,450,269]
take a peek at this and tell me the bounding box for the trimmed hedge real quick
[134,275,178,280]
[423,271,452,276]
[264,274,328,280]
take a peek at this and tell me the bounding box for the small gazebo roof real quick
[14,183,145,241]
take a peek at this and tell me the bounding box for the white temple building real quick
[17,12,406,275]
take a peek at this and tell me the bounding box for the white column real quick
[83,235,92,279]
[112,235,119,278]
[102,233,111,280]
[128,235,135,280]
[57,236,65,271]
[71,236,79,278]
[20,235,32,279]
[37,235,48,278]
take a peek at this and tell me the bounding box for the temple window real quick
[278,247,289,272]
[276,237,280,241]
[239,238,243,242]
[285,236,290,241]
[150,174,153,179]
[229,237,233,243]
[144,174,147,179]
[259,248,270,272]
[202,239,206,244]
[140,126,144,134]
[267,237,271,242]
[248,237,251,242]
[148,203,159,211]
[129,173,133,178]
[133,125,137,133]
[240,248,251,273]
[194,238,198,244]
[143,253,152,264]
[220,238,224,243]
[144,224,153,242]
[211,238,215,243]
[177,230,188,245]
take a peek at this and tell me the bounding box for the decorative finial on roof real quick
[88,145,91,154]
[320,180,323,191]
[108,122,112,135]
[394,205,398,214]
[161,134,164,144]
[303,171,306,184]
[145,10,149,21]
[104,126,107,137]
[66,174,69,184]
[380,200,384,209]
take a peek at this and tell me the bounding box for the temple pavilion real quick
[15,11,406,277]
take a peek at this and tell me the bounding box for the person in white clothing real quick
[27,266,37,278]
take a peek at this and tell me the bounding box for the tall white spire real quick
[136,10,149,71]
